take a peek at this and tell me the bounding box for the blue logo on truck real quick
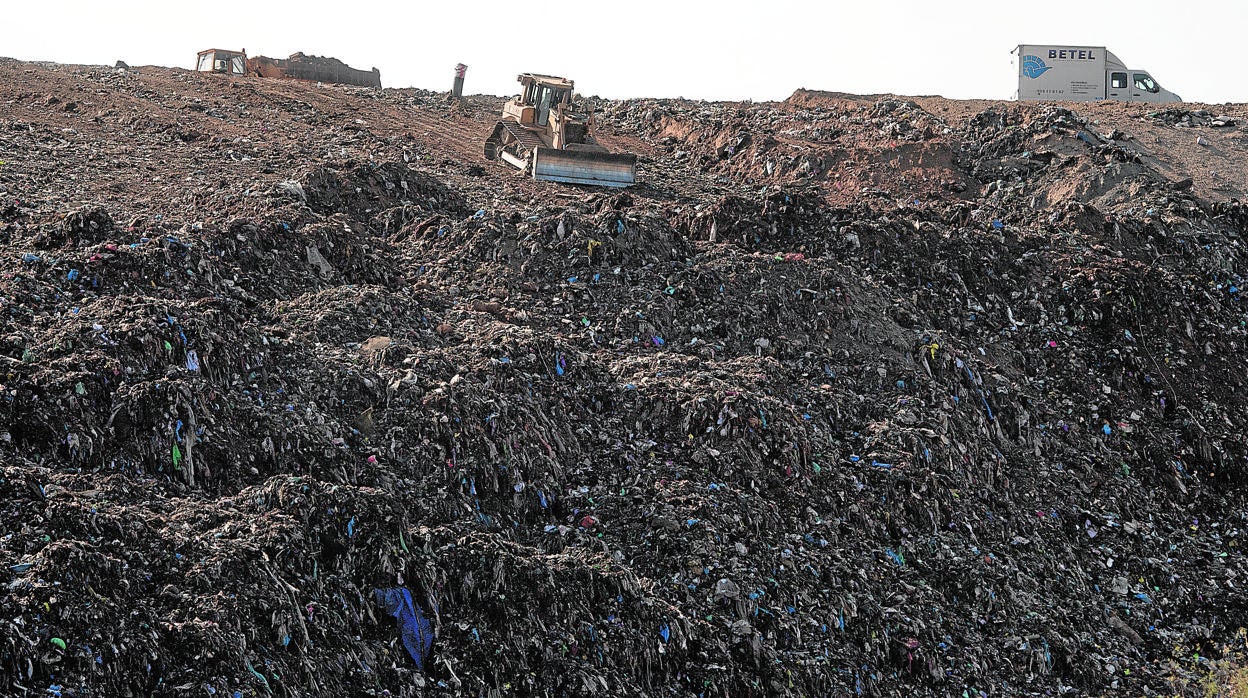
[1021,55,1053,79]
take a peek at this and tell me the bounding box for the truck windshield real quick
[1133,74,1159,93]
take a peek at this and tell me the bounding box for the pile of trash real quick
[1144,108,1238,128]
[597,92,966,202]
[3,58,1248,697]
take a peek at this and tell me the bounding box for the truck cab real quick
[1106,67,1182,103]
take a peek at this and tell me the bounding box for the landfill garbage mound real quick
[3,57,1248,697]
[249,52,382,89]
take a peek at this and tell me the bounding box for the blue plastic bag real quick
[373,588,433,670]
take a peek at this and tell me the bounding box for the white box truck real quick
[1015,45,1181,103]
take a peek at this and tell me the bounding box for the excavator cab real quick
[486,74,636,187]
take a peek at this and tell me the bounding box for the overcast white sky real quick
[5,0,1245,104]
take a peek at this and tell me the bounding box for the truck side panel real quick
[1017,45,1106,101]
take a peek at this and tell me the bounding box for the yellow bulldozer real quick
[485,74,636,187]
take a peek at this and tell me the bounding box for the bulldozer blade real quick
[532,147,636,188]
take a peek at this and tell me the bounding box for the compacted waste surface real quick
[3,59,1248,696]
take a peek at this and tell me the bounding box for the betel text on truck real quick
[1015,45,1181,103]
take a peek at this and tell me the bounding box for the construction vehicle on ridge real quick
[195,48,381,88]
[1014,44,1180,103]
[485,73,636,187]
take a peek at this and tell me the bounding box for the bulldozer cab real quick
[196,49,247,76]
[506,74,574,128]
[529,81,569,128]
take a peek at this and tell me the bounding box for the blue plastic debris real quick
[373,588,434,670]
